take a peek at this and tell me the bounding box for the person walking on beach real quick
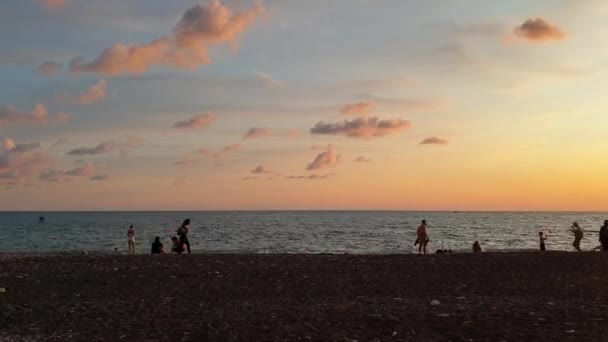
[127,225,136,255]
[600,220,608,252]
[151,236,164,254]
[538,232,547,252]
[569,222,584,252]
[417,220,429,255]
[177,219,191,254]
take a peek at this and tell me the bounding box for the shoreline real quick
[1,253,608,341]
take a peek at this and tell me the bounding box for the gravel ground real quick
[1,252,607,341]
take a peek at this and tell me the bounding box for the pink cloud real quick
[1,138,50,184]
[220,144,240,153]
[251,165,271,174]
[310,116,411,139]
[513,18,567,42]
[340,101,374,116]
[39,0,66,11]
[69,1,264,75]
[74,79,106,105]
[173,113,214,129]
[37,61,62,77]
[243,127,272,139]
[307,146,340,171]
[0,104,68,127]
[420,137,449,145]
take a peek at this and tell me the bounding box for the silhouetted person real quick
[417,220,429,255]
[177,219,191,254]
[539,232,547,252]
[600,220,608,252]
[151,236,164,254]
[472,241,482,253]
[569,222,584,252]
[171,236,184,254]
[127,225,135,255]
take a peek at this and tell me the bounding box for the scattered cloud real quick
[65,163,95,177]
[37,61,62,77]
[251,165,271,174]
[90,174,109,181]
[1,138,50,184]
[74,79,107,105]
[310,117,411,139]
[253,71,285,88]
[513,18,567,42]
[243,127,272,139]
[12,142,42,154]
[39,169,65,182]
[0,104,68,127]
[285,174,331,180]
[307,146,340,171]
[69,1,264,75]
[420,137,449,145]
[354,156,371,163]
[67,137,141,156]
[307,174,329,180]
[340,101,374,116]
[220,144,240,153]
[39,0,66,11]
[173,113,214,129]
[67,141,116,156]
[51,138,69,148]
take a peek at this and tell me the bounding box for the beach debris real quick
[430,299,441,306]
[437,313,450,318]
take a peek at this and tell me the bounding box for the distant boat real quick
[39,216,45,223]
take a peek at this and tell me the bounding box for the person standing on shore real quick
[538,232,547,252]
[569,222,584,252]
[600,220,608,252]
[127,225,136,255]
[177,219,191,254]
[417,220,429,255]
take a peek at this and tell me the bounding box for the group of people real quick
[127,219,192,255]
[538,220,608,252]
[127,218,608,255]
[415,219,608,255]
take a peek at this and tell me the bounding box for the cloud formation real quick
[37,61,62,77]
[340,101,374,115]
[65,163,95,177]
[243,127,272,139]
[69,1,264,75]
[1,138,49,184]
[251,165,271,174]
[173,113,214,129]
[0,104,68,127]
[74,79,106,105]
[307,146,340,171]
[253,71,285,88]
[41,164,108,182]
[66,137,141,156]
[514,18,567,42]
[90,174,109,181]
[310,117,411,139]
[420,137,449,145]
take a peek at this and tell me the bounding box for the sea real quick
[0,211,606,254]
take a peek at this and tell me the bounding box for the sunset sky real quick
[2,0,608,211]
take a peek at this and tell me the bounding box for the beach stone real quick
[430,299,440,306]
[437,313,450,318]
[0,287,5,293]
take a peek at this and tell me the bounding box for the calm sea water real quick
[0,211,606,254]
